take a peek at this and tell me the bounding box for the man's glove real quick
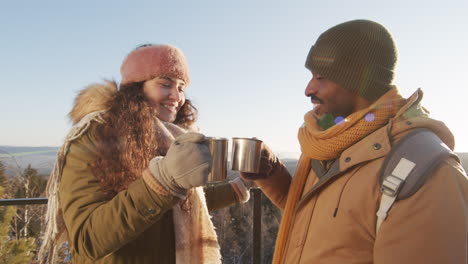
[148,132,211,199]
[240,143,281,180]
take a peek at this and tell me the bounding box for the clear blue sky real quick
[1,0,467,158]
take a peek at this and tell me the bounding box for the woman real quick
[39,44,251,263]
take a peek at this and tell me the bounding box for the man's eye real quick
[161,83,171,88]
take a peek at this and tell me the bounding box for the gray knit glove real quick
[148,132,211,199]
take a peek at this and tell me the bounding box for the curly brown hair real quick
[91,81,198,197]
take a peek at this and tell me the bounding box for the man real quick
[243,19,468,263]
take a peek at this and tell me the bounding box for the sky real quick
[1,0,467,158]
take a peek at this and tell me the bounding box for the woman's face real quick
[143,76,186,122]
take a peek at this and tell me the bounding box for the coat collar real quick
[69,80,117,124]
[299,124,391,207]
[339,88,429,172]
[339,125,391,172]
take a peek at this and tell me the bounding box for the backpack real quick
[376,128,457,233]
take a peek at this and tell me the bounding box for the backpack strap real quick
[375,128,455,234]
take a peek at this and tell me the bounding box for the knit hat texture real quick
[120,44,190,85]
[305,19,397,102]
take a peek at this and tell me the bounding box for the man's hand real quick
[241,143,280,180]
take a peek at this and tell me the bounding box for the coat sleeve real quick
[59,127,178,260]
[374,157,468,264]
[204,181,239,211]
[255,163,292,210]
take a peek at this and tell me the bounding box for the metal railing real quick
[0,197,48,206]
[0,188,264,264]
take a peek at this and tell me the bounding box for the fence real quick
[0,188,265,264]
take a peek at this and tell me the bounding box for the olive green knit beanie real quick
[305,19,397,102]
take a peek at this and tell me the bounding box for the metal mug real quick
[206,137,228,183]
[231,137,263,173]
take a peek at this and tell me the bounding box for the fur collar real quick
[68,80,117,124]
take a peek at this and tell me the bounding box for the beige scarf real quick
[272,87,406,263]
[39,111,221,264]
[152,117,222,264]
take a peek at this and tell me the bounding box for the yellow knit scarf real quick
[273,87,406,263]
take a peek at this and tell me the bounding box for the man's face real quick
[304,72,358,118]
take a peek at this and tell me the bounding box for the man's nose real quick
[305,79,317,97]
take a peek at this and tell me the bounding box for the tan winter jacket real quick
[258,90,468,264]
[59,82,239,263]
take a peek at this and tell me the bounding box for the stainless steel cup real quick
[231,137,263,173]
[206,137,228,183]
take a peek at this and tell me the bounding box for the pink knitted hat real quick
[120,44,190,85]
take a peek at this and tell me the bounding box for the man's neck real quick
[352,96,372,112]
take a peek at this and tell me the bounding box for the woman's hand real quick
[148,132,211,199]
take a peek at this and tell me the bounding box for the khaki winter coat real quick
[258,90,468,264]
[59,83,239,263]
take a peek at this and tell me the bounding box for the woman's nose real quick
[169,88,181,101]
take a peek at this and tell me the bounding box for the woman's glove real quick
[240,143,281,180]
[229,177,256,203]
[148,132,211,199]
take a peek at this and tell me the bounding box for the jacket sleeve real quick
[204,181,239,211]
[255,162,292,210]
[374,157,468,263]
[59,127,178,260]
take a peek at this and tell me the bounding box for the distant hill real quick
[1,145,467,177]
[0,146,59,175]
